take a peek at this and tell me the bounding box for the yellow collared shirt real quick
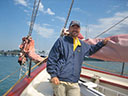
[73,37,81,51]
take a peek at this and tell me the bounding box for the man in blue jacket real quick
[47,21,109,96]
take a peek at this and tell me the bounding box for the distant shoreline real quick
[0,49,20,56]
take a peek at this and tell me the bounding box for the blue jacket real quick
[47,36,105,83]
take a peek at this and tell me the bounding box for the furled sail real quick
[79,34,128,62]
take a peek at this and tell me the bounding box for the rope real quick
[94,16,128,38]
[83,62,128,75]
[0,68,20,83]
[28,0,41,36]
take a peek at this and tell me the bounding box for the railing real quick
[82,61,128,76]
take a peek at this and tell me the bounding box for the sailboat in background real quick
[3,0,128,96]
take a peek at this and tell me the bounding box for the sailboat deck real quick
[81,68,128,88]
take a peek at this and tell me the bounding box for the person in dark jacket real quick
[47,20,109,96]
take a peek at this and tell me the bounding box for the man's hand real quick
[51,77,60,85]
[61,28,69,36]
[103,38,110,45]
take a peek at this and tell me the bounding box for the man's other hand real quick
[51,77,60,85]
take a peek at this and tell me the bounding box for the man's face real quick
[69,25,80,38]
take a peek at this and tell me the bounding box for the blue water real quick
[83,60,128,76]
[0,56,20,95]
[0,56,128,95]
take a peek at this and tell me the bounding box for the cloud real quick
[106,10,112,14]
[43,23,51,26]
[55,16,65,22]
[14,0,28,7]
[73,8,82,12]
[23,9,30,16]
[24,9,28,13]
[39,2,44,11]
[39,2,55,15]
[113,5,120,8]
[46,8,55,15]
[14,1,55,16]
[106,5,120,14]
[73,8,90,16]
[34,24,54,38]
[80,11,128,38]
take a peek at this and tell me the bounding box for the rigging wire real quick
[94,16,128,38]
[28,0,37,37]
[28,0,41,37]
[0,68,20,83]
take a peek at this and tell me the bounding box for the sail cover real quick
[19,37,43,62]
[82,34,128,62]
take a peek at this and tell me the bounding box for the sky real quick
[0,0,128,51]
